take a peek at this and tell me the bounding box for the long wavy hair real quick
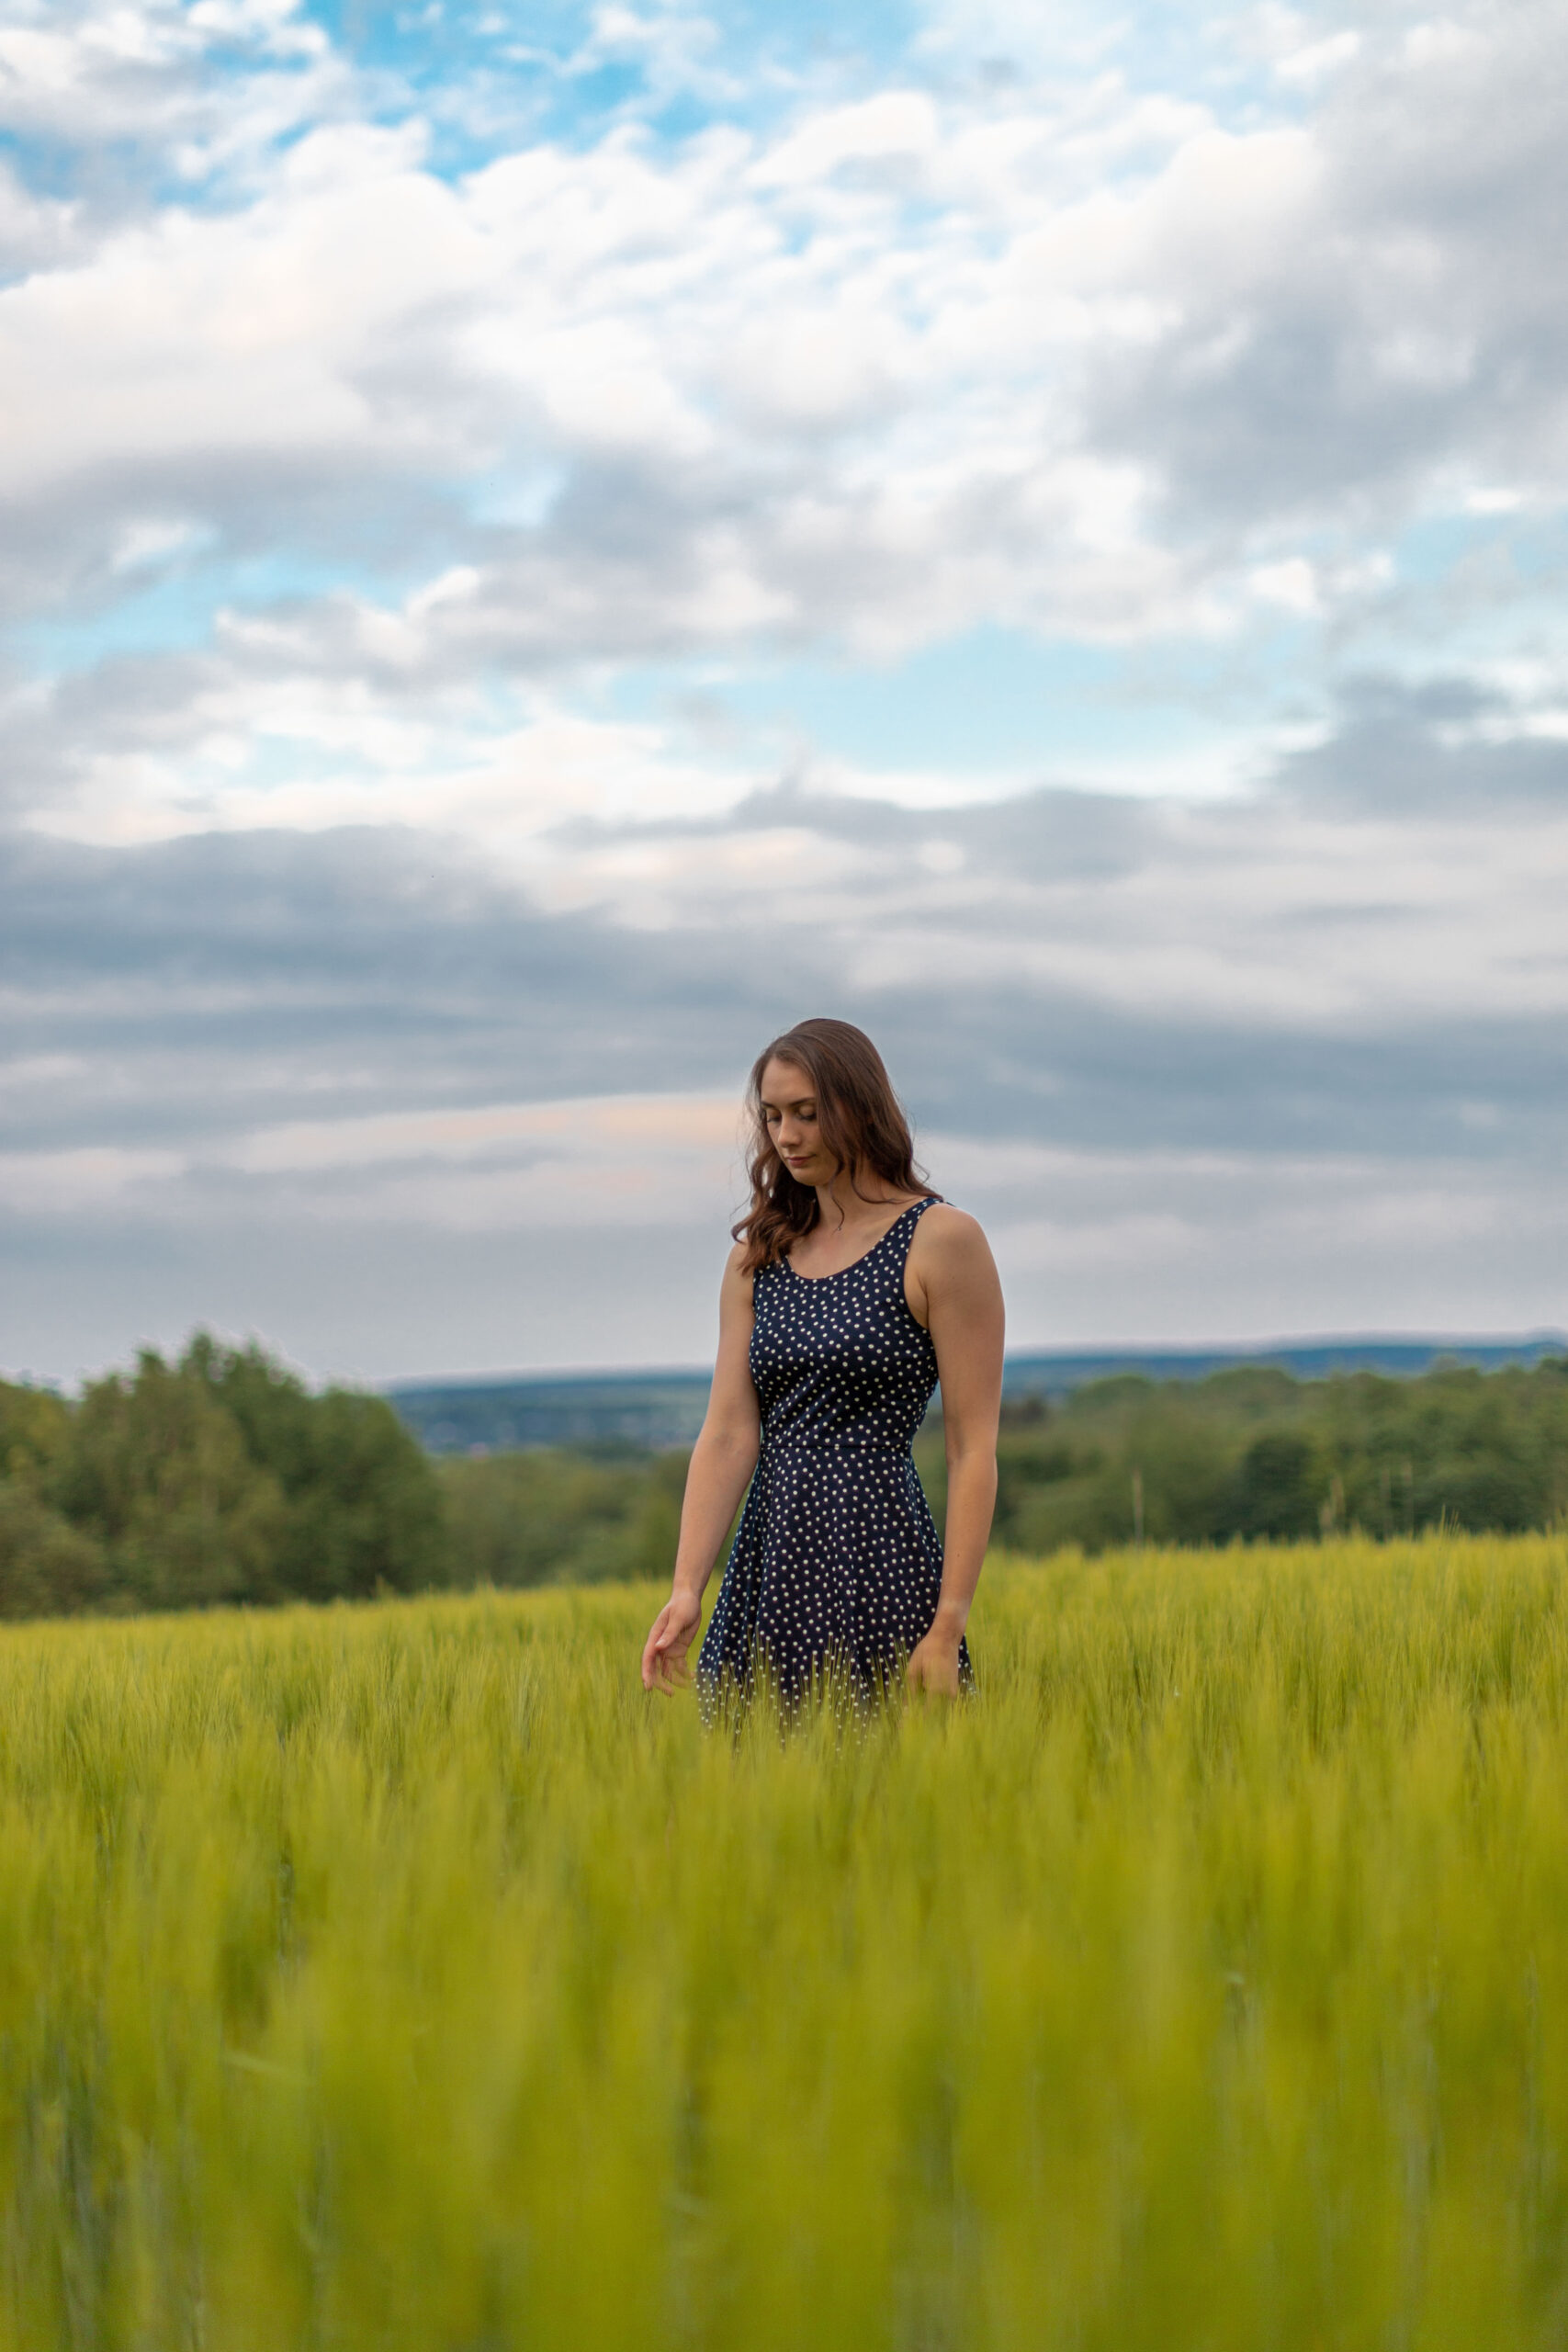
[732,1019,934,1272]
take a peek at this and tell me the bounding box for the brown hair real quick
[732,1018,934,1272]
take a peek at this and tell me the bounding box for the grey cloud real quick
[0,161,82,280]
[0,1197,737,1385]
[6,1123,1563,1385]
[0,444,479,634]
[1087,13,1568,531]
[762,777,1157,887]
[5,688,1564,1173]
[5,678,1565,1378]
[0,3,354,228]
[1275,675,1568,812]
[0,824,809,1150]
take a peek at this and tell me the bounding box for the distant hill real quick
[999,1335,1568,1396]
[389,1373,714,1453]
[388,1333,1568,1453]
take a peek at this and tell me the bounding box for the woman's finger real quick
[640,1611,671,1688]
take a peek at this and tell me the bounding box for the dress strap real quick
[888,1193,942,1261]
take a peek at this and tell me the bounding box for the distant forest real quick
[2,1340,1565,1619]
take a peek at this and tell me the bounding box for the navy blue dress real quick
[696,1196,973,1723]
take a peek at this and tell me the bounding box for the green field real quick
[4,1537,1568,2349]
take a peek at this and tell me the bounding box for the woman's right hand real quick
[641,1589,703,1694]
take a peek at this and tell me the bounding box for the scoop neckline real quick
[782,1198,926,1284]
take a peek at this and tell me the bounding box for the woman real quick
[640,1018,1004,1721]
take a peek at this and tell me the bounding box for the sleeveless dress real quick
[695,1196,973,1724]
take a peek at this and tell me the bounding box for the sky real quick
[2,0,1565,1386]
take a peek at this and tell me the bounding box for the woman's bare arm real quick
[640,1244,761,1693]
[905,1207,1004,1694]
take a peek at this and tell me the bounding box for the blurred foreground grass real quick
[4,1535,1568,2349]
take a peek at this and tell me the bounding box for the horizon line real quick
[384,1329,1568,1393]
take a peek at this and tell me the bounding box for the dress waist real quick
[760,1430,917,1463]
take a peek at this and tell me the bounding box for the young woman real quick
[640,1018,1005,1721]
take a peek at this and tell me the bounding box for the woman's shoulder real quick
[724,1238,782,1292]
[908,1200,991,1261]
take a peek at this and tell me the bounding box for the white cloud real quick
[1274,28,1361,88]
[0,1088,746,1233]
[0,0,338,208]
[749,91,941,187]
[1249,557,1321,616]
[0,122,476,500]
[7,0,1566,705]
[111,515,212,571]
[565,2,738,108]
[921,1128,1567,1350]
[27,675,759,852]
[0,1143,186,1212]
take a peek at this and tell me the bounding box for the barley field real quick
[3,1536,1568,2351]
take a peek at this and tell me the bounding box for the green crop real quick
[3,1534,1567,2348]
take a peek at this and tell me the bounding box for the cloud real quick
[0,1142,186,1213]
[932,1129,1568,1351]
[5,677,1564,1179]
[0,1087,747,1234]
[1277,673,1568,811]
[2,776,1563,1381]
[13,662,1566,1067]
[0,0,344,251]
[4,1114,1562,1382]
[6,0,1567,694]
[3,0,1565,1377]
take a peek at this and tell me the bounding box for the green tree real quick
[184,1336,447,1600]
[626,1449,689,1584]
[55,1351,287,1609]
[440,1446,667,1587]
[1229,1431,1322,1541]
[0,1486,110,1620]
[0,1378,73,1490]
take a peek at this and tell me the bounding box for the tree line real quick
[0,1337,693,1619]
[1,1340,1564,1621]
[926,1358,1568,1555]
[0,1338,444,1618]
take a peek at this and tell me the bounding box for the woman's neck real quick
[813,1168,912,1232]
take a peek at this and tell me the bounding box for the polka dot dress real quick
[696,1197,974,1725]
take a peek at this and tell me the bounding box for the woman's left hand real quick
[906,1625,963,1698]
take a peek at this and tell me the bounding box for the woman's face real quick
[759,1057,838,1186]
